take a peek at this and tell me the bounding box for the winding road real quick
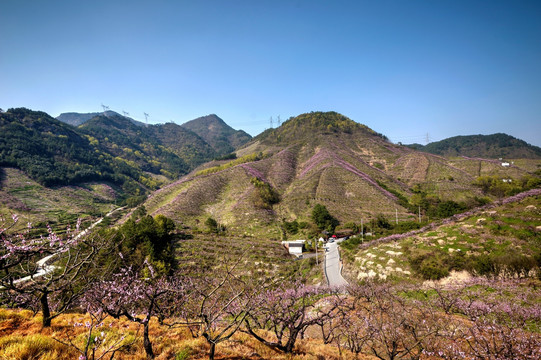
[12,207,125,284]
[325,240,348,288]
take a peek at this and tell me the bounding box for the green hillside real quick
[409,133,541,159]
[77,114,191,181]
[57,110,146,127]
[0,108,133,188]
[340,189,541,282]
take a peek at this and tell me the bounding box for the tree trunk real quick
[284,328,300,353]
[143,322,155,359]
[40,292,52,327]
[208,342,216,360]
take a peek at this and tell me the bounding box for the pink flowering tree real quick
[337,282,444,360]
[81,264,189,360]
[417,278,541,359]
[441,279,541,359]
[243,282,339,353]
[180,263,259,360]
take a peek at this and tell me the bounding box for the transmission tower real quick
[277,115,281,127]
[122,110,129,117]
[144,112,149,126]
[425,132,430,144]
[269,116,274,128]
[101,103,110,113]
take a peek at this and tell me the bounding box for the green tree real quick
[311,204,339,233]
[111,214,177,275]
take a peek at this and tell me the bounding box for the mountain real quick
[408,133,541,159]
[1,109,237,196]
[181,114,252,155]
[0,108,124,187]
[0,108,223,232]
[57,110,145,127]
[58,111,251,159]
[143,112,538,238]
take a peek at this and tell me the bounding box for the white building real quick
[281,240,305,256]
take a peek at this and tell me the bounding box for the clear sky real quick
[1,0,540,146]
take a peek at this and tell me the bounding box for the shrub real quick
[311,204,339,233]
[282,220,299,235]
[250,177,279,208]
[205,217,218,233]
[419,259,449,280]
[409,252,450,280]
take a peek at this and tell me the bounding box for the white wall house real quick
[281,240,305,256]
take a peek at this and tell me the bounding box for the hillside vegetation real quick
[1,108,252,204]
[341,188,541,282]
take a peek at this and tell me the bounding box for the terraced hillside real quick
[340,189,541,282]
[0,167,117,233]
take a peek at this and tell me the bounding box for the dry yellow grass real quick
[0,309,374,360]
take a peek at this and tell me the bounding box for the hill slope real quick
[408,133,541,159]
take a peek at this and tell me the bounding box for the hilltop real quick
[181,114,252,155]
[408,133,541,159]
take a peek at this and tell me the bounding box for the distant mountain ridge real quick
[57,110,145,127]
[407,133,541,159]
[57,111,251,158]
[1,108,251,201]
[3,108,540,232]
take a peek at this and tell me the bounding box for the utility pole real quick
[418,206,421,223]
[315,239,318,266]
[395,209,398,225]
[361,218,363,241]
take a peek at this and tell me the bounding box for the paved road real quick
[325,241,348,288]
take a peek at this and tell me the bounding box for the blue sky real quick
[1,0,540,146]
